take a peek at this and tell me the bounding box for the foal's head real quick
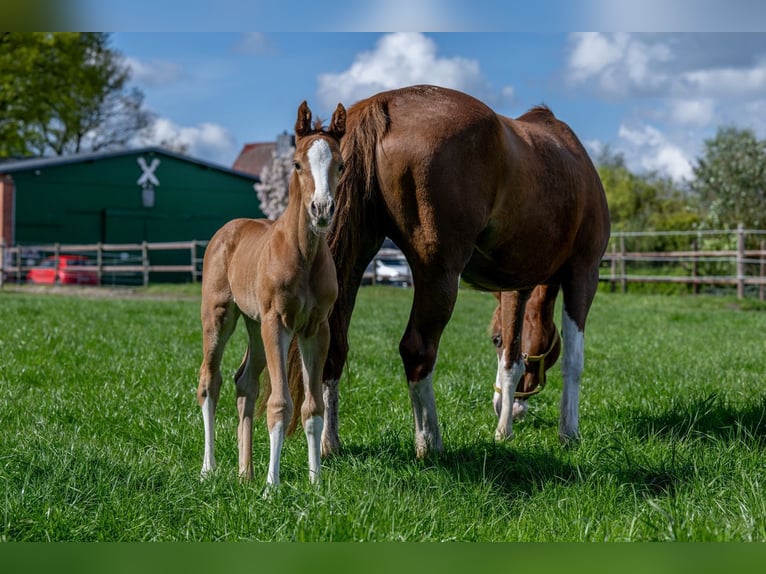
[292,100,346,233]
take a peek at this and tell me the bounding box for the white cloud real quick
[566,33,673,98]
[126,57,184,88]
[666,99,716,127]
[140,117,238,166]
[679,59,766,98]
[617,123,693,181]
[317,33,498,107]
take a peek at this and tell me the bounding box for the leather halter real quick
[494,328,561,399]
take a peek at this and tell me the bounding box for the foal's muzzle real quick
[310,198,335,230]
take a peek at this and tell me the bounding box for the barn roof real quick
[0,146,260,182]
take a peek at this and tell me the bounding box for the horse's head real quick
[292,101,346,233]
[490,289,561,421]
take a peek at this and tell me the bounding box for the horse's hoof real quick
[512,399,528,421]
[559,433,580,448]
[262,483,279,500]
[321,437,340,458]
[494,428,514,442]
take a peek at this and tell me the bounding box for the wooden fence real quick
[0,240,208,288]
[3,227,766,299]
[602,225,766,300]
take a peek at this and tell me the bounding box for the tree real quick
[254,147,294,220]
[0,32,152,158]
[690,126,766,229]
[596,147,699,234]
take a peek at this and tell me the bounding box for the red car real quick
[27,254,100,285]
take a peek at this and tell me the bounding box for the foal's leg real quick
[559,268,599,443]
[494,289,531,442]
[260,313,293,487]
[297,320,330,484]
[197,301,239,477]
[399,272,462,459]
[235,318,267,480]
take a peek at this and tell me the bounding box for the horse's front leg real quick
[261,313,293,487]
[298,321,330,484]
[398,273,465,459]
[494,289,531,442]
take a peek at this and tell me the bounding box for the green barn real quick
[0,146,263,247]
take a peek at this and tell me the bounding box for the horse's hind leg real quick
[298,321,330,484]
[235,318,266,480]
[198,301,239,477]
[559,266,600,443]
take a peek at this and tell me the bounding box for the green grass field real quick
[0,285,764,541]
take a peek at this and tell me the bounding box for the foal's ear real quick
[295,101,312,138]
[329,103,346,140]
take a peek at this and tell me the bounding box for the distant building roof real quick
[232,142,276,177]
[0,146,260,182]
[233,132,294,178]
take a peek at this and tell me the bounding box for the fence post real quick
[190,241,197,283]
[141,241,149,287]
[96,242,103,286]
[619,233,627,294]
[691,238,699,296]
[760,239,765,302]
[609,239,617,292]
[736,223,745,299]
[53,242,61,285]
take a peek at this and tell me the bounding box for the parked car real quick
[363,249,412,286]
[26,254,100,285]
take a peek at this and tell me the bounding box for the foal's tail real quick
[255,340,304,437]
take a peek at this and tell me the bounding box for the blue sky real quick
[104,29,766,182]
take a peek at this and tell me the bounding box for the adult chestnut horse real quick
[197,101,345,486]
[294,85,610,459]
[489,286,561,423]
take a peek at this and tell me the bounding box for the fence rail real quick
[0,239,208,288]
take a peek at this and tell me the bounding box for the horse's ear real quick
[329,103,346,139]
[295,101,312,137]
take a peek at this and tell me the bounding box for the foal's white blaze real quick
[495,355,525,441]
[201,396,216,476]
[560,309,584,441]
[304,415,323,484]
[408,370,442,457]
[267,420,285,486]
[307,139,335,213]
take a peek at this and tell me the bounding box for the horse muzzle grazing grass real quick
[196,100,346,489]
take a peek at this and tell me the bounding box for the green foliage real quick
[596,149,700,251]
[0,32,151,158]
[690,127,766,229]
[1,287,765,541]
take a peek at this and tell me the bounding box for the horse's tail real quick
[256,339,304,437]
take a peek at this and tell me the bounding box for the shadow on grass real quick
[618,392,766,443]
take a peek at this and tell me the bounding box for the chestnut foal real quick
[197,101,345,486]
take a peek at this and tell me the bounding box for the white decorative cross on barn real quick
[137,156,161,208]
